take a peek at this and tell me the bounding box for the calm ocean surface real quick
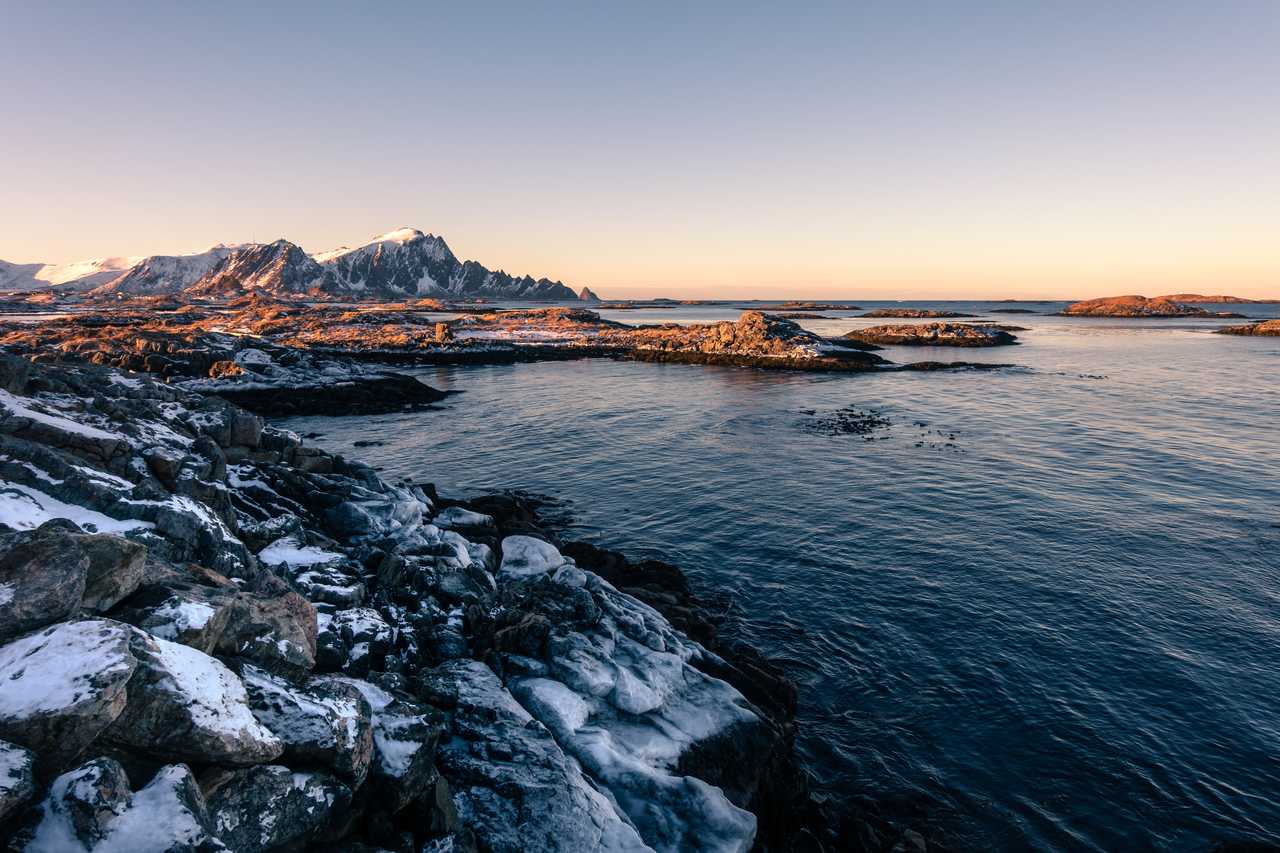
[283,301,1280,851]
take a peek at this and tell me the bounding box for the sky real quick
[2,1,1278,299]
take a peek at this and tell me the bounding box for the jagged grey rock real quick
[201,764,352,852]
[0,522,90,643]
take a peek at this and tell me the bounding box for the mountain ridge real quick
[4,228,586,301]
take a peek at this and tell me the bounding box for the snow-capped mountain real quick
[88,244,249,297]
[187,239,328,298]
[315,228,578,300]
[0,255,143,292]
[4,227,587,301]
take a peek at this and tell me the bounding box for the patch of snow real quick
[259,536,342,568]
[0,390,122,441]
[143,598,218,641]
[0,480,153,533]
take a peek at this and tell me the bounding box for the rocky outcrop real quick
[0,355,842,851]
[1215,318,1280,336]
[841,322,1019,347]
[1061,295,1212,317]
[577,286,601,302]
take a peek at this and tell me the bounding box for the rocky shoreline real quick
[0,354,933,852]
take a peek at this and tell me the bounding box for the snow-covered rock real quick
[15,759,223,853]
[0,620,137,771]
[0,738,36,824]
[105,632,283,767]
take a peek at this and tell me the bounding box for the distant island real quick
[1061,295,1247,318]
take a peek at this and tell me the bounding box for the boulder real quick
[216,571,316,676]
[0,523,90,643]
[74,533,148,613]
[239,664,374,786]
[104,631,283,767]
[0,620,137,771]
[0,739,36,824]
[13,758,222,852]
[202,765,352,853]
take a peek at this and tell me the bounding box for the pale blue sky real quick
[3,1,1278,297]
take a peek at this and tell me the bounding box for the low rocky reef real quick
[841,322,1019,347]
[1060,295,1245,318]
[1215,318,1280,336]
[0,302,1021,388]
[859,308,974,319]
[0,355,893,851]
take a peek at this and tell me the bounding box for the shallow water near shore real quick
[283,301,1280,851]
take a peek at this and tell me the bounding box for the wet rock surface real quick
[0,355,876,851]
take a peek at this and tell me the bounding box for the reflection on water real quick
[282,303,1280,851]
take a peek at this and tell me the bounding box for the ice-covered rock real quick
[239,664,374,786]
[432,506,496,532]
[424,660,650,853]
[0,620,137,771]
[499,535,566,578]
[105,631,283,766]
[16,759,223,853]
[0,738,36,824]
[202,765,352,853]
